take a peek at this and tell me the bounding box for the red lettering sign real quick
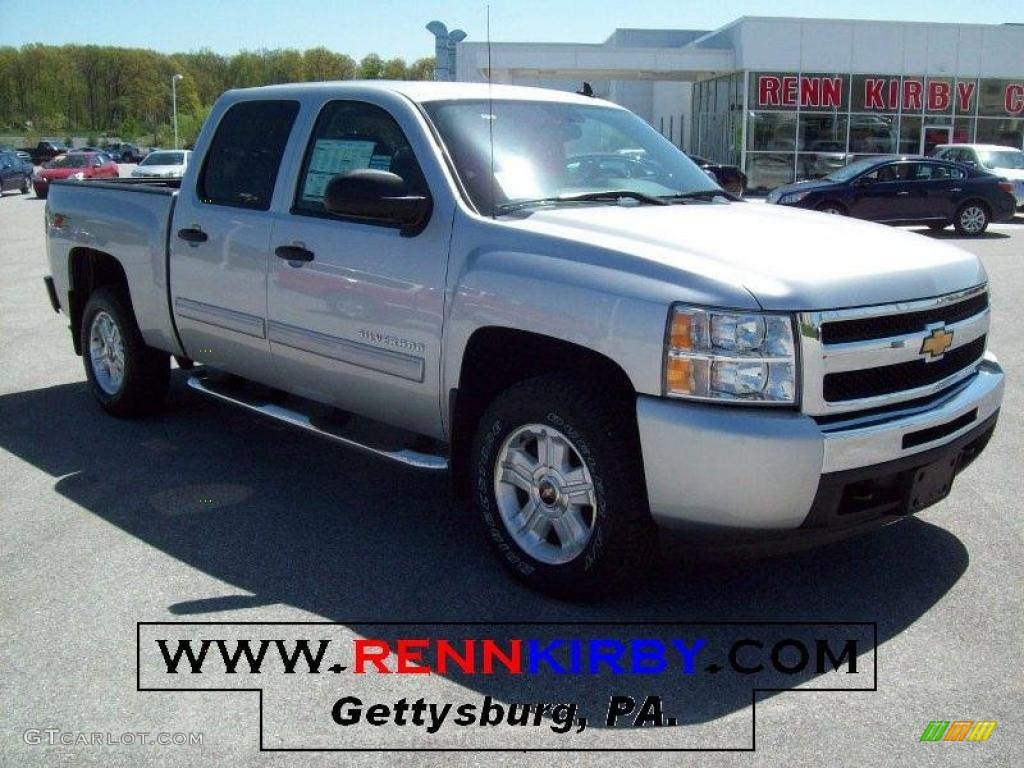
[865,78,886,109]
[927,81,950,111]
[781,76,798,106]
[821,77,842,108]
[800,77,820,107]
[902,79,923,111]
[956,81,976,112]
[758,76,781,106]
[1006,84,1024,115]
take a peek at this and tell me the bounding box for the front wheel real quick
[81,286,169,417]
[954,202,989,236]
[20,176,30,194]
[471,374,656,599]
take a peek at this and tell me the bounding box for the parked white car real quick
[932,144,1024,208]
[131,150,192,179]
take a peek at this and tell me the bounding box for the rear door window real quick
[198,100,299,210]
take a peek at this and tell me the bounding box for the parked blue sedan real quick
[766,155,1016,236]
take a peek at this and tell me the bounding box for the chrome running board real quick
[187,374,448,471]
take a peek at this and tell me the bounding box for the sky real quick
[0,0,1020,60]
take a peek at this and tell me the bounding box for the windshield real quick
[141,151,184,166]
[978,150,1024,170]
[47,154,89,169]
[823,157,890,183]
[422,99,721,215]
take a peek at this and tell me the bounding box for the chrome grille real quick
[799,285,990,416]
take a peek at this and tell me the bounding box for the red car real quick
[33,152,118,199]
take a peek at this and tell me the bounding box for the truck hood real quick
[508,201,986,310]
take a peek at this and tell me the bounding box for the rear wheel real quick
[471,374,656,599]
[81,286,169,417]
[20,176,29,194]
[954,202,989,236]
[35,187,47,199]
[816,201,847,215]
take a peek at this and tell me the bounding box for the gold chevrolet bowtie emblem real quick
[920,326,954,359]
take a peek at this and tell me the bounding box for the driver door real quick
[266,98,453,438]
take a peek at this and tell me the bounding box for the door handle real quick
[177,227,208,243]
[275,245,315,262]
[951,187,962,192]
[895,191,910,196]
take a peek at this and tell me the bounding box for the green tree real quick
[407,57,434,81]
[359,53,384,79]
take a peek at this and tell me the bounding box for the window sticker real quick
[302,139,377,202]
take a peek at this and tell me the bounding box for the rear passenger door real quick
[265,98,453,438]
[169,99,300,384]
[912,162,965,220]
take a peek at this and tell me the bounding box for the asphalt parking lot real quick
[1,180,1022,767]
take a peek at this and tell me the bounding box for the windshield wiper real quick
[660,189,731,202]
[496,189,668,215]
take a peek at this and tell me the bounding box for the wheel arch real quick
[448,325,639,500]
[67,248,131,355]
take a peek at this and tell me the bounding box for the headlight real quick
[70,172,85,180]
[778,190,811,205]
[664,306,797,404]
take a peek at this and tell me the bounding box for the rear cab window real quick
[198,100,300,210]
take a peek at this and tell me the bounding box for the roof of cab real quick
[219,80,622,108]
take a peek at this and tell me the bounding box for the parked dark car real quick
[103,142,142,162]
[766,155,1016,236]
[686,153,747,197]
[0,150,33,194]
[19,141,69,165]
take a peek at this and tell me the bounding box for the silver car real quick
[131,150,191,179]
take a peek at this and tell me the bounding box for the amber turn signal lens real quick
[669,313,692,349]
[665,356,693,394]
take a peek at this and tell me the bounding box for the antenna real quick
[487,4,495,219]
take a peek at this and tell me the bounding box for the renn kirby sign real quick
[755,74,1024,116]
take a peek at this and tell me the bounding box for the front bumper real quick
[637,354,1003,533]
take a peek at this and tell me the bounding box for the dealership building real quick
[449,17,1024,191]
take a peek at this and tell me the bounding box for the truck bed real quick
[46,177,184,356]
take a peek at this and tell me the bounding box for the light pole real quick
[171,74,183,149]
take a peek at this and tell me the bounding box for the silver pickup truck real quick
[43,82,1004,597]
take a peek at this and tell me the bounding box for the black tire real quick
[81,286,169,417]
[471,374,656,599]
[35,187,47,200]
[20,176,30,194]
[927,222,948,231]
[816,201,847,215]
[953,201,990,236]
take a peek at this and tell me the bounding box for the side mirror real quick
[323,170,431,235]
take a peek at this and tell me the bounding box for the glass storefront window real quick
[747,112,797,151]
[797,113,850,179]
[899,116,922,154]
[849,114,898,153]
[952,118,974,144]
[746,153,794,192]
[975,118,1024,149]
